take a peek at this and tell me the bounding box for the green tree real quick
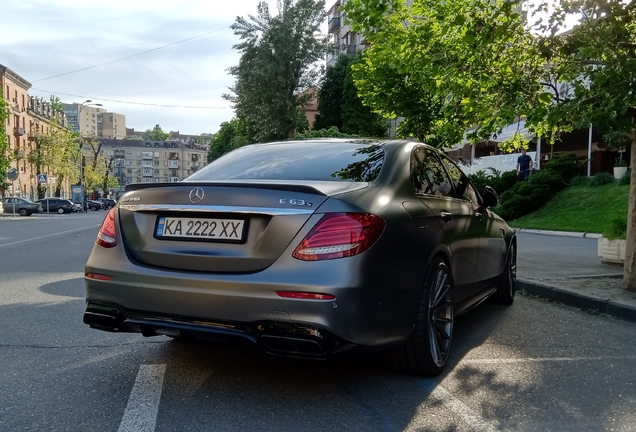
[344,0,636,291]
[143,124,170,141]
[207,118,257,162]
[27,114,77,198]
[314,55,388,137]
[0,98,10,191]
[224,0,328,142]
[313,55,351,131]
[341,57,388,137]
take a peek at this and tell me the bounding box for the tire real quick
[18,208,28,217]
[57,208,64,214]
[492,241,517,305]
[385,257,454,376]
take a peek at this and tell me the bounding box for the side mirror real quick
[482,186,499,208]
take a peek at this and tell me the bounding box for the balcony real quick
[341,44,357,55]
[168,160,179,168]
[328,17,341,33]
[142,152,153,160]
[14,127,26,136]
[191,154,200,162]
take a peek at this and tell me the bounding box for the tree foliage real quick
[207,118,257,162]
[313,56,351,131]
[28,114,77,198]
[0,98,10,190]
[224,0,328,142]
[314,55,388,137]
[143,124,170,141]
[343,0,548,147]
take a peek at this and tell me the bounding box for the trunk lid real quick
[117,181,366,272]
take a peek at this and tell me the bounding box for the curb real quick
[514,228,602,239]
[518,279,636,323]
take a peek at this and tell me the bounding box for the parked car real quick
[84,139,516,376]
[98,198,117,209]
[0,200,3,214]
[86,200,104,211]
[36,198,74,214]
[71,203,83,212]
[1,197,42,216]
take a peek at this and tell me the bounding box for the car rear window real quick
[187,141,385,182]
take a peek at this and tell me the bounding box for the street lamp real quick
[78,100,102,212]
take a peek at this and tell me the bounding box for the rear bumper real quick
[85,244,423,355]
[83,302,354,358]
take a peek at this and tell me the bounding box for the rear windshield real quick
[187,141,385,182]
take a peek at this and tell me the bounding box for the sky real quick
[0,0,272,136]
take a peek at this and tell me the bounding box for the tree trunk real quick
[102,157,113,198]
[623,138,636,292]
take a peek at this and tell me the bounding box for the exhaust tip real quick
[83,311,117,330]
[261,335,325,357]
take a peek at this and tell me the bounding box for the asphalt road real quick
[1,215,635,431]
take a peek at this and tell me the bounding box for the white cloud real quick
[1,0,267,135]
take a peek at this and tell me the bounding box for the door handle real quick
[440,210,453,222]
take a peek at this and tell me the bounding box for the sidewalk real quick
[517,229,636,323]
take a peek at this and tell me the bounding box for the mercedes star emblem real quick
[188,187,205,203]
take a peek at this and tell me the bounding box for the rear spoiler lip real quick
[124,180,368,196]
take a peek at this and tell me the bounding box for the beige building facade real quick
[1,64,70,200]
[63,103,126,139]
[97,139,209,197]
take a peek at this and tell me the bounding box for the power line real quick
[31,25,233,83]
[32,88,233,109]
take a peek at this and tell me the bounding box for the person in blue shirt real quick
[516,148,533,180]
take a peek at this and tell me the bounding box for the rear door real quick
[411,146,481,297]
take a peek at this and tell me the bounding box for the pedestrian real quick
[516,148,533,180]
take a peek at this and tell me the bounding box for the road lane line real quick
[0,224,100,248]
[118,364,166,432]
[418,379,498,432]
[463,355,636,364]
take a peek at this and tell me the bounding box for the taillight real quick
[96,207,117,248]
[292,213,385,261]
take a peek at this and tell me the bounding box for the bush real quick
[468,170,491,195]
[496,181,550,220]
[618,169,631,185]
[603,216,627,240]
[589,172,615,186]
[530,169,563,189]
[544,152,580,182]
[489,170,519,196]
[570,176,591,186]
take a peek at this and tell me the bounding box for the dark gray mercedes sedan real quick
[84,139,516,376]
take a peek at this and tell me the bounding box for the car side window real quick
[411,147,454,198]
[439,155,480,205]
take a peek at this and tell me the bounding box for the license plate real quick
[155,217,245,242]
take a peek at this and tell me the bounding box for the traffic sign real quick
[7,168,19,181]
[37,174,47,184]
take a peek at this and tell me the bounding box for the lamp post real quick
[77,100,102,212]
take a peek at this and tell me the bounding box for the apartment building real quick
[97,139,209,195]
[100,111,126,139]
[326,0,368,67]
[1,64,70,200]
[125,128,213,145]
[63,103,126,139]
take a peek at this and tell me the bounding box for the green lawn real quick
[507,183,630,235]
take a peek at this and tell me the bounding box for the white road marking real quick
[118,364,167,432]
[462,355,636,364]
[0,224,100,248]
[418,380,499,432]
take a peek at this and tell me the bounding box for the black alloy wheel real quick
[18,208,28,217]
[57,208,65,214]
[493,241,517,305]
[386,257,454,376]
